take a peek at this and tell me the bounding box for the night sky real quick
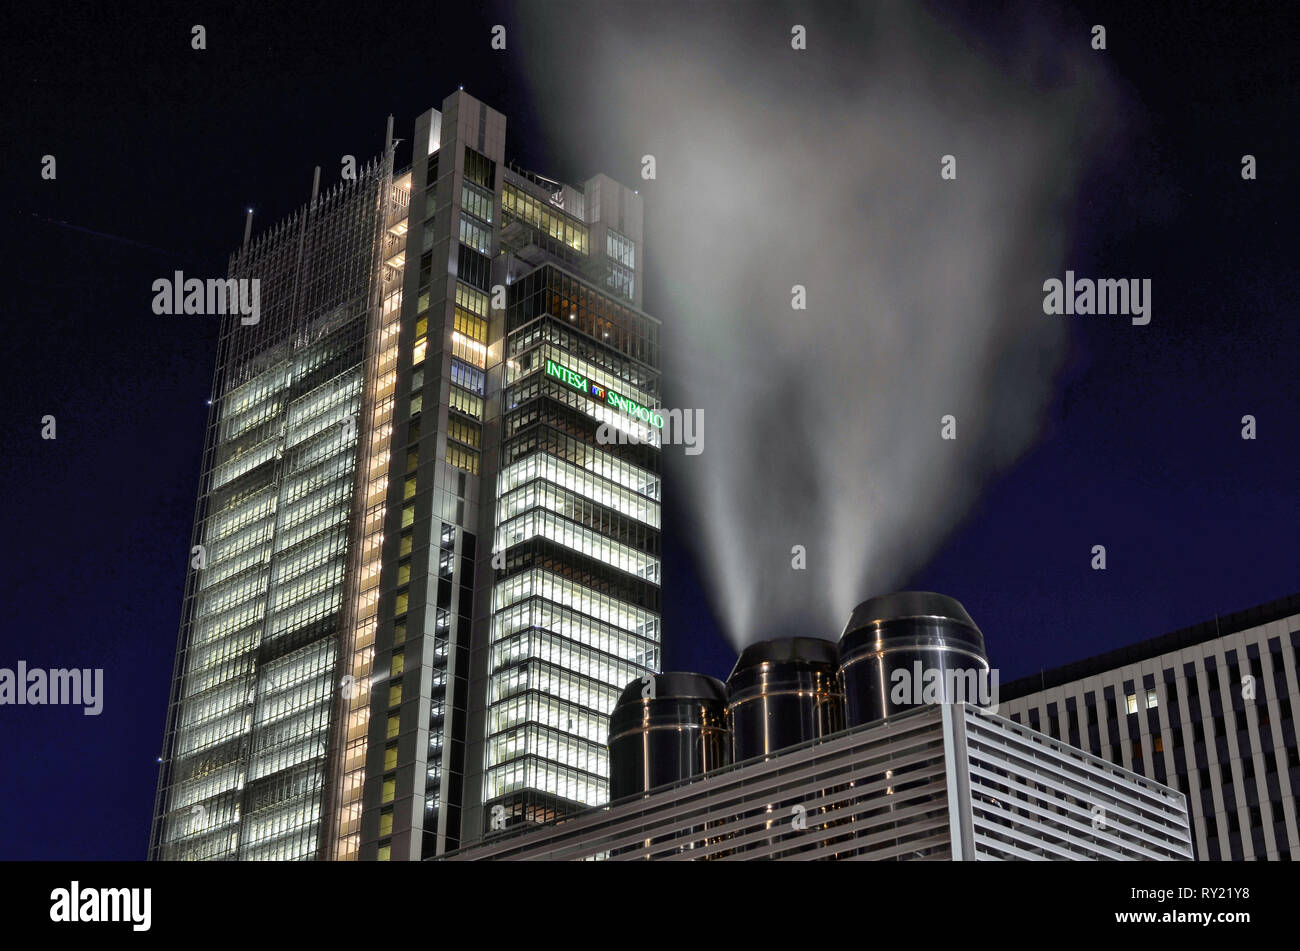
[2,0,1295,860]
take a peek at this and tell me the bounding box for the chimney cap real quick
[614,672,726,708]
[843,591,981,637]
[727,637,838,683]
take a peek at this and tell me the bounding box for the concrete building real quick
[1001,594,1300,860]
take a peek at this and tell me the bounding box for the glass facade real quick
[151,155,395,861]
[502,183,589,254]
[152,90,658,860]
[482,264,661,829]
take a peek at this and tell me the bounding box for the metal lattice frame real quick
[150,158,392,861]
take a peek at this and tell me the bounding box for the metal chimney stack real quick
[836,591,989,728]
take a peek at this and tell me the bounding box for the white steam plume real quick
[517,3,1113,646]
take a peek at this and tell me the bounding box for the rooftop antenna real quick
[242,208,253,247]
[311,166,321,205]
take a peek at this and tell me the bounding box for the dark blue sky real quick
[2,0,1295,859]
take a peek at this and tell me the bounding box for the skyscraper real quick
[150,90,661,861]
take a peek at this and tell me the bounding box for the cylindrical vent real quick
[837,591,989,728]
[607,672,729,801]
[725,637,844,762]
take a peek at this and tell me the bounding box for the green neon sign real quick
[545,358,664,429]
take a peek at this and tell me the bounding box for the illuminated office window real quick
[461,181,494,223]
[456,281,490,318]
[449,386,483,420]
[447,444,480,475]
[459,214,492,255]
[447,417,481,449]
[450,359,485,395]
[607,228,634,268]
[454,307,488,342]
